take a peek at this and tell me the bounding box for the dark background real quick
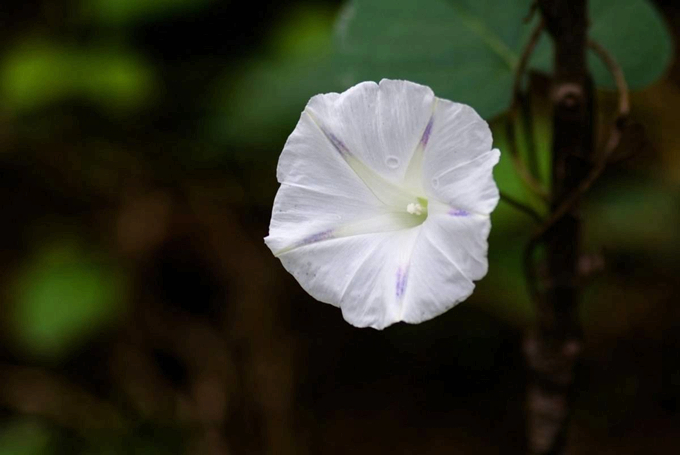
[1,0,679,453]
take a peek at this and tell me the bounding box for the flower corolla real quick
[265,79,500,329]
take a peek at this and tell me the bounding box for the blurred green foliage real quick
[10,241,128,361]
[476,117,552,326]
[1,41,156,114]
[0,419,187,455]
[0,420,52,455]
[584,179,680,260]
[79,0,217,25]
[209,4,341,150]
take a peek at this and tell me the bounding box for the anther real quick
[406,203,423,216]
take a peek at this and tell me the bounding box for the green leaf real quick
[531,0,674,90]
[10,241,128,360]
[337,0,529,119]
[337,0,673,119]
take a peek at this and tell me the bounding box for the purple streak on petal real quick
[420,117,434,148]
[396,266,409,298]
[449,209,469,217]
[327,132,351,157]
[298,229,334,247]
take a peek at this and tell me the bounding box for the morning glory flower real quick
[265,79,500,330]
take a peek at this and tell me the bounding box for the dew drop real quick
[385,155,400,169]
[431,177,440,188]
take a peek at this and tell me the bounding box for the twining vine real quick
[500,1,633,453]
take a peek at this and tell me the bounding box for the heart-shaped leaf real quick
[337,0,673,119]
[531,0,674,90]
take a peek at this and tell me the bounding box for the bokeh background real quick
[1,0,679,453]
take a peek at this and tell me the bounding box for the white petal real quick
[265,107,422,254]
[265,112,377,252]
[274,110,377,202]
[421,99,500,214]
[267,183,423,256]
[422,99,492,169]
[423,205,492,281]
[399,215,480,325]
[276,228,421,330]
[427,149,501,215]
[274,209,491,329]
[305,79,435,184]
[266,80,500,329]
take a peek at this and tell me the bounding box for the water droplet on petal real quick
[385,156,400,169]
[431,177,440,189]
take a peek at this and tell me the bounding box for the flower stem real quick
[499,191,542,223]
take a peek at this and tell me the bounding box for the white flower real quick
[265,79,500,330]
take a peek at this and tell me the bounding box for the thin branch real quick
[519,94,541,182]
[504,118,550,199]
[524,38,630,305]
[588,39,630,117]
[588,39,631,158]
[505,20,549,200]
[512,21,545,111]
[500,191,543,223]
[524,144,611,301]
[524,1,540,23]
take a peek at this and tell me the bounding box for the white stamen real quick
[406,202,423,216]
